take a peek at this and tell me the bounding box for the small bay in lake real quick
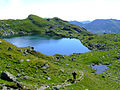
[3,35,90,56]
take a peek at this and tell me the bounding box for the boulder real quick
[17,49,22,52]
[26,59,30,61]
[17,74,21,77]
[47,77,51,80]
[1,71,17,82]
[42,63,49,69]
[0,41,2,44]
[20,59,24,62]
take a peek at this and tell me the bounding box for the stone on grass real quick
[17,49,22,52]
[20,59,24,62]
[26,59,30,61]
[60,69,64,72]
[0,41,2,44]
[17,74,21,77]
[42,63,49,69]
[1,71,17,82]
[47,77,51,80]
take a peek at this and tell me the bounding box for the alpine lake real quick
[3,35,90,56]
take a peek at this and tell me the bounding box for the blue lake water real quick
[87,65,109,73]
[3,35,90,56]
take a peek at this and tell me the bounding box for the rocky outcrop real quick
[42,63,49,69]
[1,71,17,82]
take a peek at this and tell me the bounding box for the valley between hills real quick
[0,15,120,90]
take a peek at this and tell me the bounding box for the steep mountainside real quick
[70,19,120,34]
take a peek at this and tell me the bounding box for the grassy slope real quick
[0,15,120,89]
[81,34,120,50]
[0,14,92,38]
[0,39,76,89]
[53,48,120,89]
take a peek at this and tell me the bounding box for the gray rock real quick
[26,59,30,61]
[47,77,51,80]
[17,74,21,77]
[42,63,49,69]
[0,41,2,44]
[1,71,17,82]
[66,64,69,66]
[17,49,22,52]
[20,59,24,62]
[22,76,33,80]
[60,69,64,72]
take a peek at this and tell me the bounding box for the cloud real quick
[0,0,120,21]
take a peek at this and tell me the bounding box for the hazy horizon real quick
[0,0,120,21]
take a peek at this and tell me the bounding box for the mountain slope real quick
[0,38,117,90]
[1,36,120,89]
[70,19,120,34]
[0,14,92,38]
[0,15,120,89]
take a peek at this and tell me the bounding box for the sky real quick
[0,0,120,21]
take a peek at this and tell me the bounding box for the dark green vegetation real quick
[0,14,91,38]
[0,15,120,89]
[70,19,120,34]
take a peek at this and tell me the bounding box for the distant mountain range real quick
[70,19,120,34]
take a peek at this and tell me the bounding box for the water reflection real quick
[87,65,109,73]
[3,35,90,56]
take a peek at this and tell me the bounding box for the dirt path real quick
[38,71,84,90]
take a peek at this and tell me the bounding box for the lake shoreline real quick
[3,35,90,56]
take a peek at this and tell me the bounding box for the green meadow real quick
[0,15,120,89]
